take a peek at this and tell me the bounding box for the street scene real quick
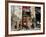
[11,6,41,31]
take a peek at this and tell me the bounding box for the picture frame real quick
[5,1,45,36]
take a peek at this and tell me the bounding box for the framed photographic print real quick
[5,1,45,36]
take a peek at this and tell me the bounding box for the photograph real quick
[11,6,41,31]
[5,1,45,36]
